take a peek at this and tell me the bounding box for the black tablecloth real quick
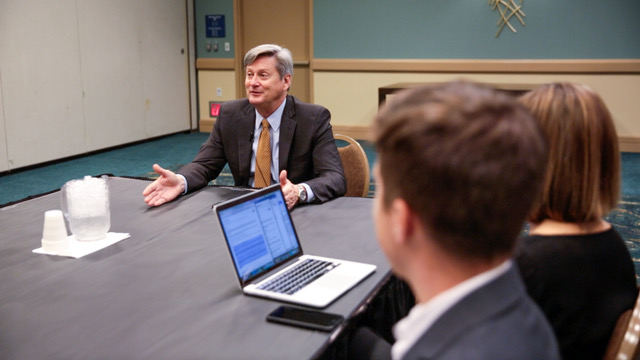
[0,177,394,359]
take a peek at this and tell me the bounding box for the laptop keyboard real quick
[257,258,339,295]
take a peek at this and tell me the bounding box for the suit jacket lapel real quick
[237,102,256,182]
[279,95,297,172]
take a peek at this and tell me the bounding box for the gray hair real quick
[243,44,293,79]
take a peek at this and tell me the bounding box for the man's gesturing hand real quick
[142,164,185,206]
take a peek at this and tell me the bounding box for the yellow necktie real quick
[254,119,271,188]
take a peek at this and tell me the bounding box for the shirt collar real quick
[254,97,286,132]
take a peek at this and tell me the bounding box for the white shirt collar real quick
[391,259,513,360]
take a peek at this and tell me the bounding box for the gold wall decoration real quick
[489,0,525,37]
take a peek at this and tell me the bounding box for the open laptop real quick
[214,184,376,308]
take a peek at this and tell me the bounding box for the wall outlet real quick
[224,42,230,52]
[216,88,222,97]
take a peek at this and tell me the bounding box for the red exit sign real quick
[209,102,222,117]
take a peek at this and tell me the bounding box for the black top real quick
[515,227,638,360]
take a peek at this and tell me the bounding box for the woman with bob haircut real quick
[515,82,637,360]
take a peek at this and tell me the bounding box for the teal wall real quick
[193,1,640,60]
[195,0,234,59]
[313,0,640,59]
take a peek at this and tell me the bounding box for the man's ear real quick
[390,198,414,245]
[283,73,292,92]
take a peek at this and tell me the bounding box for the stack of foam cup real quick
[42,210,69,253]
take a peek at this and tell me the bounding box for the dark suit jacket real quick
[352,265,560,360]
[402,265,560,360]
[179,95,346,202]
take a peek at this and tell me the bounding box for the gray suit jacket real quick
[179,95,346,202]
[402,265,560,360]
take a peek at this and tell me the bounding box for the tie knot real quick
[261,119,269,129]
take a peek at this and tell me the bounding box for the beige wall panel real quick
[0,72,7,172]
[77,0,146,151]
[198,70,236,132]
[198,70,237,117]
[0,0,86,169]
[314,72,640,142]
[140,0,191,137]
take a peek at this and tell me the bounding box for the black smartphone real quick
[266,305,344,332]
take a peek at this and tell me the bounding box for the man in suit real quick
[143,44,346,209]
[354,81,560,359]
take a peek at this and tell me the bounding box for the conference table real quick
[0,177,396,359]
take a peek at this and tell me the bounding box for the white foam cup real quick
[42,210,69,253]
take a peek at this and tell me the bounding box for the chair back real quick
[335,134,370,197]
[603,291,640,360]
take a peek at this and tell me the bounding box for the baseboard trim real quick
[620,137,640,153]
[199,118,215,133]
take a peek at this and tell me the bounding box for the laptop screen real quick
[216,185,302,286]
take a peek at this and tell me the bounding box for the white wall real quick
[0,0,86,170]
[140,0,191,137]
[0,0,190,171]
[0,70,7,172]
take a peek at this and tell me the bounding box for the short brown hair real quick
[374,81,548,261]
[519,82,620,223]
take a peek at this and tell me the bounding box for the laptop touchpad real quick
[311,272,357,289]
